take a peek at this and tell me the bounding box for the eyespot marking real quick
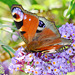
[36,20,45,33]
[13,13,20,19]
[12,7,23,22]
[39,20,45,28]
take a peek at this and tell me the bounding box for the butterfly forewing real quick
[11,5,39,44]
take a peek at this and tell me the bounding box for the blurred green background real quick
[0,0,75,75]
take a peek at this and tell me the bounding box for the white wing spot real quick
[24,15,27,20]
[29,19,31,21]
[20,13,23,20]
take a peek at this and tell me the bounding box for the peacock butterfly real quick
[11,5,70,53]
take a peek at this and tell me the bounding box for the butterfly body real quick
[11,5,70,53]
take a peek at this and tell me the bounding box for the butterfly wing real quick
[11,5,39,44]
[27,28,70,53]
[26,18,71,53]
[38,17,60,38]
[11,5,71,53]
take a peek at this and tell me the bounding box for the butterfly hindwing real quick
[38,17,60,38]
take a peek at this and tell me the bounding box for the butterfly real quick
[11,5,70,53]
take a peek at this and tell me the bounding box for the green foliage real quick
[0,40,15,54]
[30,4,47,10]
[0,0,19,9]
[1,45,12,58]
[30,0,38,4]
[3,45,15,54]
[0,40,15,58]
[0,23,22,56]
[56,25,61,28]
[66,0,75,19]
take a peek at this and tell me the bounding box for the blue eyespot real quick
[39,20,45,28]
[36,20,45,33]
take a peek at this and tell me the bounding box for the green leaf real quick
[30,0,38,4]
[1,45,15,54]
[62,0,66,7]
[1,45,12,58]
[66,0,75,16]
[4,45,15,54]
[56,25,61,28]
[0,0,19,9]
[0,40,15,54]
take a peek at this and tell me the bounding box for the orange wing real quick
[27,28,62,52]
[27,28,70,53]
[21,13,39,43]
[11,5,39,43]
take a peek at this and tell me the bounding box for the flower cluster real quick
[59,23,75,40]
[9,23,75,75]
[0,60,9,75]
[59,23,75,49]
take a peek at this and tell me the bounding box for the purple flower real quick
[14,46,25,57]
[11,57,18,64]
[25,53,33,62]
[71,32,75,40]
[0,61,9,75]
[47,64,53,73]
[43,54,49,60]
[53,68,60,75]
[25,65,34,73]
[12,32,20,41]
[12,34,18,41]
[61,32,70,39]
[8,63,14,73]
[34,58,42,66]
[65,47,74,55]
[59,64,65,71]
[59,23,75,40]
[51,59,59,66]
[33,67,42,75]
[14,64,22,71]
[71,41,75,49]
[42,70,47,75]
[71,56,75,63]
[9,45,75,75]
[9,23,75,75]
